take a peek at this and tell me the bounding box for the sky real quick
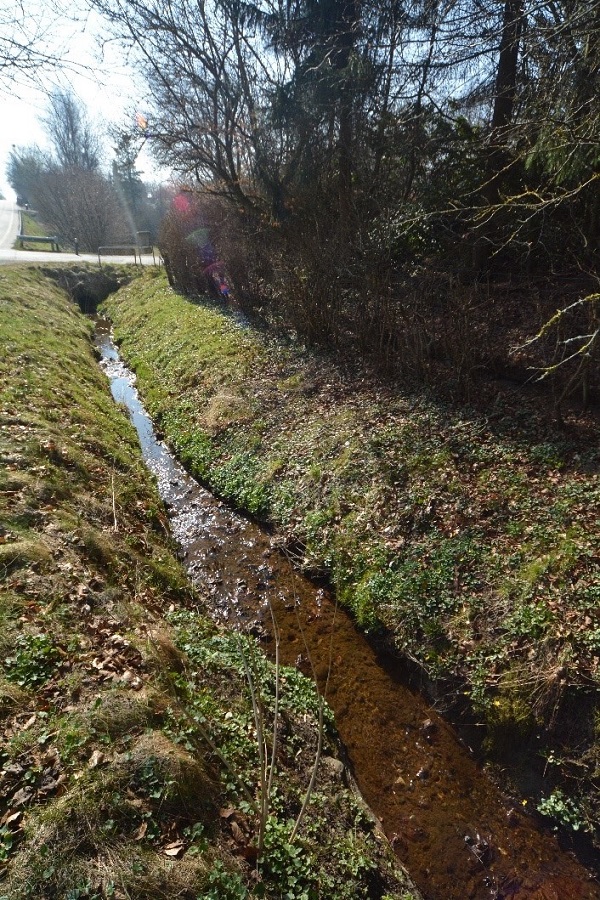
[0,7,164,200]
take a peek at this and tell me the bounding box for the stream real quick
[95,320,600,900]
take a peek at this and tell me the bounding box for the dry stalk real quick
[178,701,259,814]
[266,603,281,806]
[111,463,118,532]
[219,583,282,857]
[236,632,270,852]
[283,550,337,844]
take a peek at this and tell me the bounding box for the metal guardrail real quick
[97,246,158,266]
[17,234,60,251]
[98,245,140,264]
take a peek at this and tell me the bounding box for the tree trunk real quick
[473,0,525,272]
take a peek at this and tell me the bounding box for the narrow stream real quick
[95,321,600,900]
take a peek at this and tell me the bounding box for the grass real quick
[103,270,600,841]
[0,265,419,899]
[18,213,47,238]
[14,212,59,250]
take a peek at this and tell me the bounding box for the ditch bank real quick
[96,324,600,900]
[97,280,600,896]
[101,274,600,848]
[0,266,417,899]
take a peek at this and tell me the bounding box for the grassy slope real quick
[0,265,418,900]
[19,213,45,236]
[15,213,58,251]
[104,271,600,840]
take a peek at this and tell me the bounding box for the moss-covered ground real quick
[0,265,419,899]
[102,270,600,844]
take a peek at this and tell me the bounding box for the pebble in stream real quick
[96,321,600,900]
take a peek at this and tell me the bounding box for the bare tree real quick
[32,164,128,251]
[43,88,102,171]
[7,87,128,251]
[0,3,85,91]
[6,146,50,206]
[85,0,600,398]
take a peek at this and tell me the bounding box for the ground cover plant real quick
[0,265,419,899]
[103,271,600,844]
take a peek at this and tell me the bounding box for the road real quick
[0,199,19,250]
[0,199,159,266]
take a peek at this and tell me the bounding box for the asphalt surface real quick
[0,199,19,250]
[0,199,160,267]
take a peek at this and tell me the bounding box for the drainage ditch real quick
[95,319,600,900]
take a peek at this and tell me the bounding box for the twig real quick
[236,633,269,851]
[266,602,281,806]
[111,465,118,532]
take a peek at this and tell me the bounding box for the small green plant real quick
[505,601,553,640]
[259,817,314,899]
[212,451,270,515]
[0,824,16,862]
[529,442,566,469]
[53,714,93,762]
[4,632,60,688]
[199,861,249,899]
[64,883,108,900]
[134,756,176,803]
[183,821,209,855]
[537,789,588,832]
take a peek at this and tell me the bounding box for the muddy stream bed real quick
[95,320,600,900]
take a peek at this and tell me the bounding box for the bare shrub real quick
[159,193,222,298]
[32,166,128,252]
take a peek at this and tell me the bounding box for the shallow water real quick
[95,320,600,900]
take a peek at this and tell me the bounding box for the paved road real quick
[0,199,160,267]
[0,199,19,250]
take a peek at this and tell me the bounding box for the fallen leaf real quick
[0,810,22,827]
[231,821,245,844]
[11,787,33,807]
[163,841,184,857]
[134,821,148,841]
[220,807,236,819]
[88,750,105,769]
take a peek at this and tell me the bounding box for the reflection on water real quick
[95,319,600,900]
